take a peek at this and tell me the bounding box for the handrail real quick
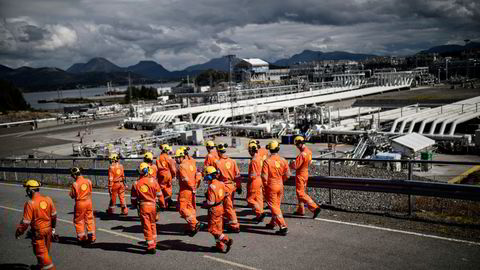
[1,167,479,202]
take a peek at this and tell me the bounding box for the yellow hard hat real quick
[216,143,228,152]
[23,179,40,188]
[294,136,305,144]
[70,167,81,176]
[266,140,280,151]
[109,153,119,161]
[205,140,215,147]
[248,142,258,151]
[139,162,151,175]
[248,139,260,145]
[179,146,190,152]
[144,152,153,161]
[204,166,217,175]
[175,148,185,158]
[160,144,171,151]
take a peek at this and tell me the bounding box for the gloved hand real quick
[52,228,60,242]
[15,229,22,239]
[236,185,242,195]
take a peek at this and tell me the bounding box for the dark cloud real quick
[0,0,478,70]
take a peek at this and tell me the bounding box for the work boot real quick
[265,223,275,230]
[146,248,156,254]
[313,207,321,219]
[167,198,175,209]
[275,227,288,236]
[224,239,233,253]
[189,223,202,237]
[252,213,267,223]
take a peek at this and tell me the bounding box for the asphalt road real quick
[0,182,479,270]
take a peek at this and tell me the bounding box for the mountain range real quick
[1,42,478,92]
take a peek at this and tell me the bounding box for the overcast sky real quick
[0,0,479,70]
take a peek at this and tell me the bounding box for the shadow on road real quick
[156,223,189,236]
[240,224,278,236]
[94,210,139,222]
[0,264,33,270]
[157,239,215,253]
[85,242,146,254]
[57,236,82,246]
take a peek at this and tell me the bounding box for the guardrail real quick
[1,156,479,216]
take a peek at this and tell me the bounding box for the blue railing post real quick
[408,160,414,216]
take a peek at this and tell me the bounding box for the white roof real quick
[242,58,269,66]
[391,133,435,152]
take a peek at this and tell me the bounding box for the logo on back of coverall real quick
[116,169,121,174]
[219,189,223,198]
[39,201,48,210]
[225,162,231,169]
[140,185,149,193]
[189,165,194,172]
[81,183,88,191]
[275,161,281,168]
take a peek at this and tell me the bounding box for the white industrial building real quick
[391,133,435,158]
[235,58,270,82]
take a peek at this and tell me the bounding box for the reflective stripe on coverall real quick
[248,154,264,217]
[261,154,290,229]
[214,156,241,229]
[131,176,163,250]
[69,176,96,241]
[207,179,231,251]
[290,146,318,214]
[17,193,57,270]
[108,163,128,214]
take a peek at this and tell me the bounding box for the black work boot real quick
[276,227,288,236]
[224,239,233,253]
[265,223,275,230]
[253,213,267,223]
[313,207,321,219]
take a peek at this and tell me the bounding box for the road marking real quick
[0,205,170,248]
[315,218,480,246]
[448,165,480,184]
[203,255,261,270]
[0,182,130,197]
[1,204,259,269]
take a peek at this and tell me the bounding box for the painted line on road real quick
[0,182,130,197]
[0,204,257,269]
[203,255,261,270]
[315,218,480,246]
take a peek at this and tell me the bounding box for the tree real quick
[195,69,228,86]
[0,79,30,112]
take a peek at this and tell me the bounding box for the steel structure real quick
[194,84,413,126]
[390,96,480,136]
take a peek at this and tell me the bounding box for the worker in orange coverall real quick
[262,141,290,235]
[130,162,164,254]
[107,153,128,215]
[214,143,241,233]
[201,140,219,206]
[144,152,157,180]
[175,148,202,236]
[290,136,321,218]
[204,166,234,253]
[247,142,266,223]
[16,179,58,270]
[69,167,96,243]
[179,146,202,192]
[249,139,269,164]
[156,144,176,208]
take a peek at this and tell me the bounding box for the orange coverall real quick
[178,159,199,231]
[204,150,219,168]
[206,179,231,251]
[248,154,264,218]
[214,156,241,230]
[262,154,290,229]
[107,162,128,214]
[156,153,176,206]
[69,176,96,242]
[131,176,163,251]
[258,147,269,164]
[290,146,319,215]
[17,193,57,270]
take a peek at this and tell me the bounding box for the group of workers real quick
[15,136,321,269]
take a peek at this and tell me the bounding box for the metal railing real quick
[1,157,479,215]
